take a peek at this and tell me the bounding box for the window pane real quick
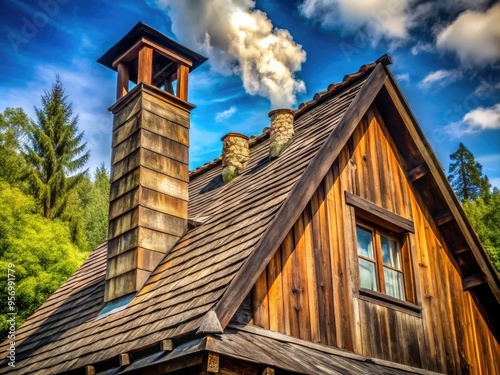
[381,235,401,269]
[359,258,378,291]
[384,268,405,300]
[356,226,374,259]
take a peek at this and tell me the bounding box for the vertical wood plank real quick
[176,64,189,101]
[253,270,269,329]
[316,179,336,346]
[268,249,284,333]
[325,165,345,349]
[116,62,129,100]
[293,213,311,342]
[303,203,320,343]
[282,232,298,338]
[138,46,153,85]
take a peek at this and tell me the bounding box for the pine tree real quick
[448,143,489,202]
[23,76,90,219]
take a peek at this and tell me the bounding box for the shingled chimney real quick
[98,23,207,302]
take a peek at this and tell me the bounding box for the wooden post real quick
[165,78,174,95]
[119,353,131,366]
[160,339,174,351]
[202,352,219,373]
[176,64,189,101]
[116,63,129,100]
[85,366,95,375]
[138,46,153,85]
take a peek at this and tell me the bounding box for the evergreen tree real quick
[23,76,90,219]
[448,143,489,202]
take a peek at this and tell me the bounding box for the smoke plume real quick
[155,0,306,108]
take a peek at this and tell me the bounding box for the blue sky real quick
[1,0,499,188]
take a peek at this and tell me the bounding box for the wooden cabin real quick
[1,22,499,375]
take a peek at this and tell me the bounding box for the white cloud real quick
[154,0,306,108]
[444,103,500,137]
[299,0,411,41]
[419,69,463,89]
[436,4,500,67]
[215,106,237,122]
[474,80,500,97]
[395,73,410,83]
[411,41,433,55]
[463,104,500,130]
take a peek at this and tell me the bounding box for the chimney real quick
[98,23,207,302]
[221,132,250,183]
[268,108,294,159]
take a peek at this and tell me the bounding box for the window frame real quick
[356,220,406,299]
[346,191,422,316]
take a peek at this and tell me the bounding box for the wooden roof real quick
[122,323,442,375]
[97,22,208,71]
[2,55,498,374]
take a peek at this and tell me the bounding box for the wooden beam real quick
[116,63,129,100]
[345,191,414,233]
[160,339,174,351]
[85,366,95,375]
[176,64,189,101]
[144,38,193,67]
[463,274,486,291]
[137,46,153,85]
[152,60,176,86]
[111,37,193,69]
[202,352,219,373]
[212,62,388,329]
[454,245,470,255]
[407,163,429,182]
[434,210,454,226]
[119,353,131,366]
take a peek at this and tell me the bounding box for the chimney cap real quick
[268,108,295,118]
[221,132,249,142]
[97,22,208,72]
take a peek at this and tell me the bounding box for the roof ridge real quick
[188,55,391,179]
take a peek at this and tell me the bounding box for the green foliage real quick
[448,143,499,274]
[23,76,90,219]
[448,143,489,202]
[76,164,110,251]
[463,191,500,273]
[0,78,112,340]
[0,181,85,339]
[0,108,31,187]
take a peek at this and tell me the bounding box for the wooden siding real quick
[251,105,500,374]
[106,84,191,302]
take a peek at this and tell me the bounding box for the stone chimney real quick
[268,108,294,159]
[221,132,249,183]
[98,23,207,302]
